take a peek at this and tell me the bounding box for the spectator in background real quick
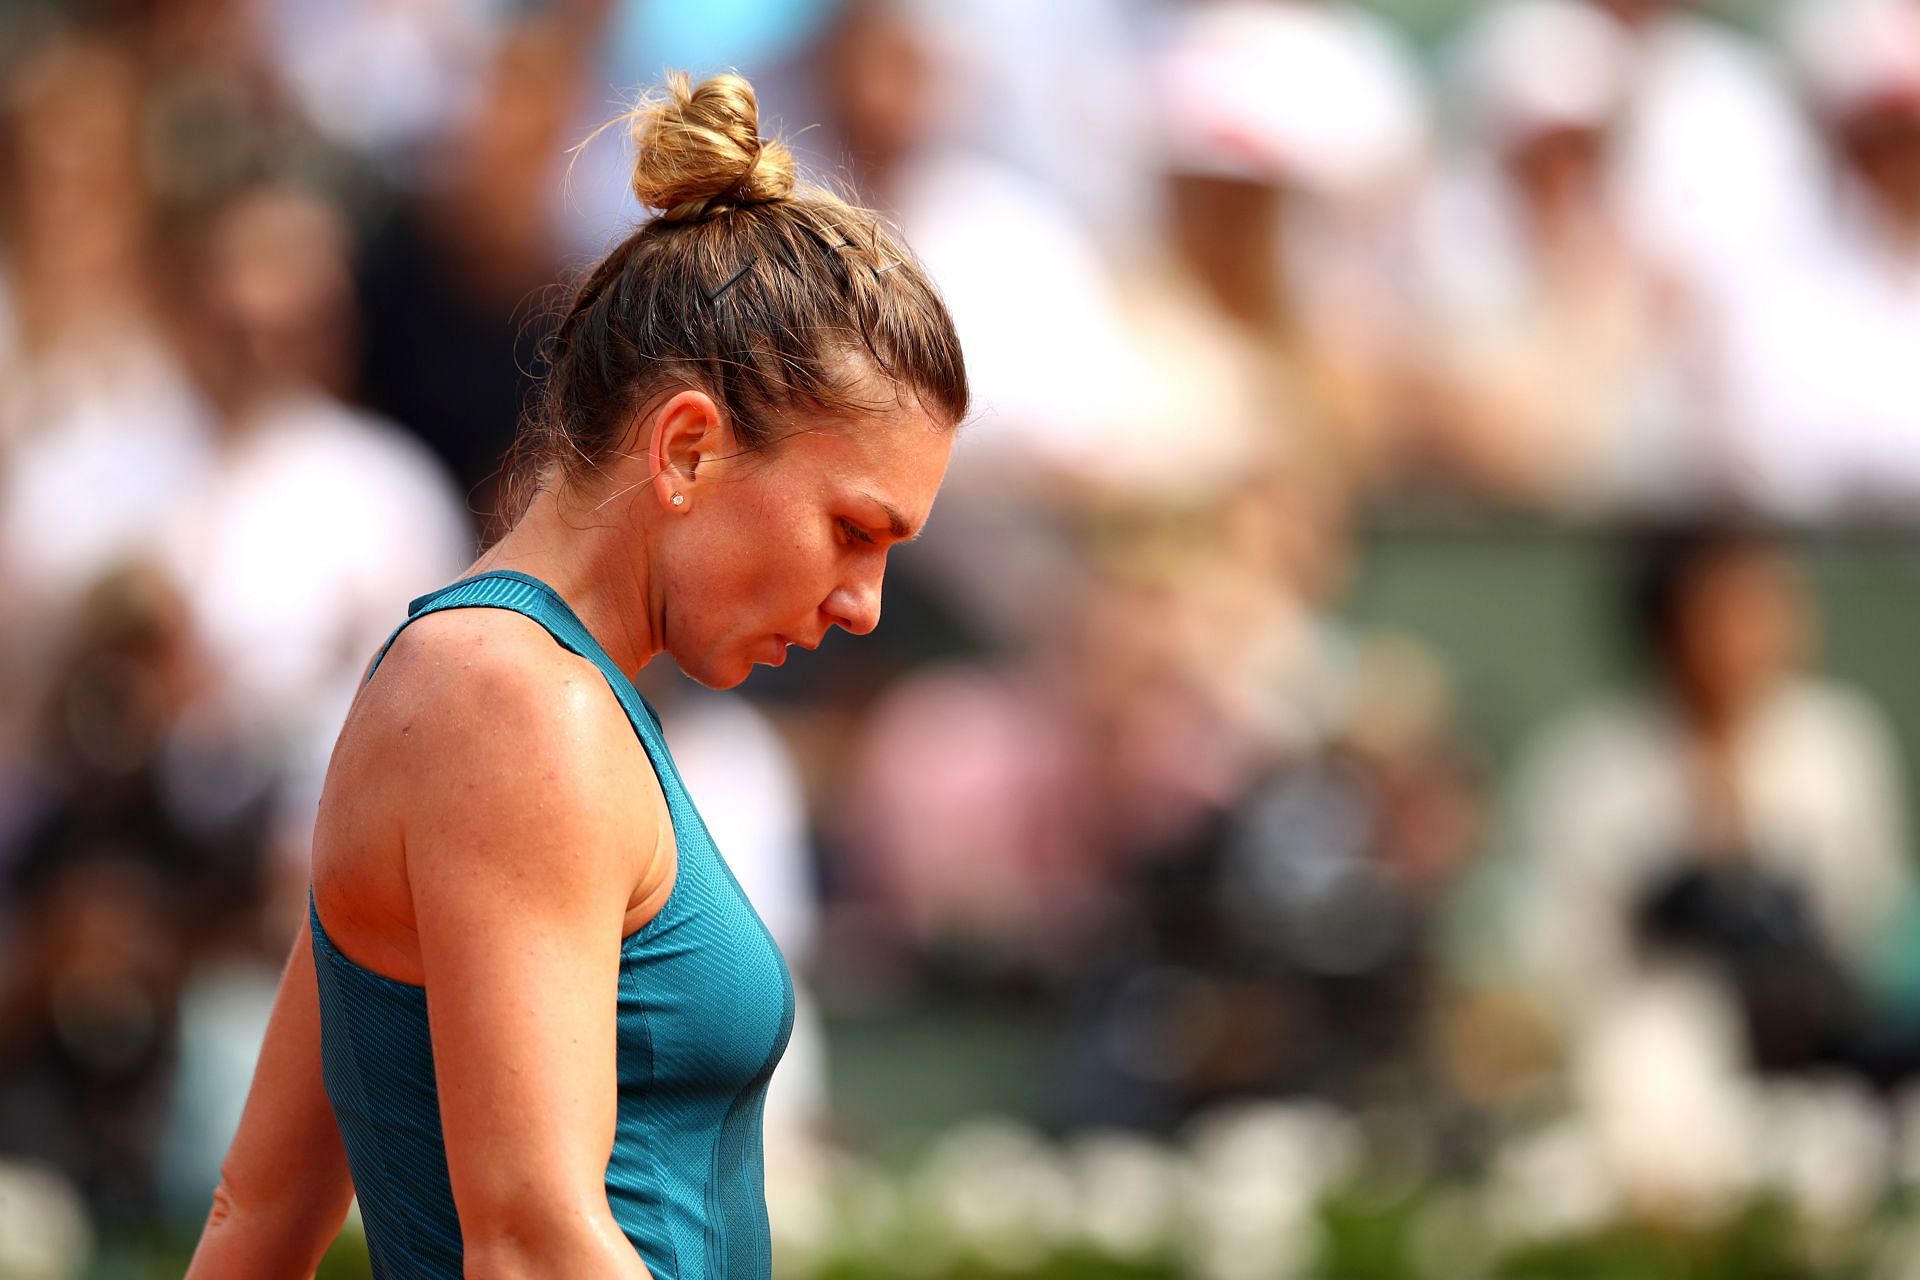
[354,17,583,526]
[1506,523,1915,1079]
[1041,521,1482,1127]
[1711,0,1920,518]
[813,0,1142,477]
[0,566,266,1229]
[0,29,213,654]
[161,174,472,909]
[1139,0,1430,493]
[1586,0,1824,301]
[1419,0,1703,513]
[1406,0,1822,513]
[929,0,1153,246]
[250,0,500,178]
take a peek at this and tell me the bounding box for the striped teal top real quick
[309,569,796,1279]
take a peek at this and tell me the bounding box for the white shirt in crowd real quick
[1507,678,1911,1027]
[158,391,474,851]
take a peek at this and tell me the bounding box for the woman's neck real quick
[469,481,664,678]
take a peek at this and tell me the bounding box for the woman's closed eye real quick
[839,518,876,546]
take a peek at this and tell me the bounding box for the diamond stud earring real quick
[672,494,686,506]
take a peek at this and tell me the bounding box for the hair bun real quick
[626,70,795,222]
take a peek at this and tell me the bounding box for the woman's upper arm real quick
[186,922,354,1279]
[403,653,659,1272]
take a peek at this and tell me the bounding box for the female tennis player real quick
[185,70,967,1279]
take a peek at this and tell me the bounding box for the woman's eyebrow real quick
[860,493,920,541]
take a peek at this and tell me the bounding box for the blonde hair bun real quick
[626,70,796,222]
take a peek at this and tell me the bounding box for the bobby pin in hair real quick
[707,260,756,303]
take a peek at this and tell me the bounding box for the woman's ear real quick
[647,389,723,514]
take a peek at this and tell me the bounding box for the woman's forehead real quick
[794,406,951,513]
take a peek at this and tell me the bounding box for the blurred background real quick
[3,0,1920,1276]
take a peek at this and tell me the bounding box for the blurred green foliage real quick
[97,1177,1906,1279]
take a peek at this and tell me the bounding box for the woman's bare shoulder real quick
[391,605,651,810]
[344,610,634,768]
[320,607,668,961]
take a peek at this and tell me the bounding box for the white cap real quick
[1155,0,1429,193]
[1785,0,1920,123]
[1448,0,1634,152]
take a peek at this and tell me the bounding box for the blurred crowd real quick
[2,0,1920,1269]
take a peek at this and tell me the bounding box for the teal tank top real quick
[309,569,796,1279]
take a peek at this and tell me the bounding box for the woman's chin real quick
[668,651,745,692]
[694,664,754,691]
[678,639,776,690]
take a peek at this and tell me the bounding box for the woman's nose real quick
[825,571,882,636]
